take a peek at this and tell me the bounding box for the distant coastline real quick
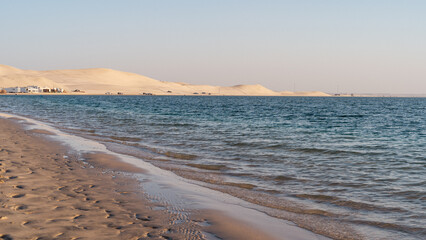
[0,64,329,96]
[1,92,424,98]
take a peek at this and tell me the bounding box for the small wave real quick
[393,190,426,200]
[66,131,143,144]
[256,174,304,183]
[295,194,408,213]
[75,128,96,133]
[186,163,229,171]
[109,136,142,142]
[154,122,198,127]
[402,181,426,187]
[265,143,289,149]
[223,182,257,190]
[227,142,252,147]
[350,219,425,234]
[337,114,365,118]
[133,144,198,160]
[159,151,197,160]
[328,182,369,188]
[228,172,256,177]
[273,175,296,181]
[289,147,368,156]
[295,194,339,202]
[302,208,335,216]
[333,200,407,213]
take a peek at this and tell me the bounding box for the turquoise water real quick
[1,95,425,239]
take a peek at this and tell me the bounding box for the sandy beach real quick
[0,117,292,240]
[0,118,192,239]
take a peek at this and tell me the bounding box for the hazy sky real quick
[1,0,425,94]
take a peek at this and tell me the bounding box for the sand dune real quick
[0,64,329,96]
[0,65,23,75]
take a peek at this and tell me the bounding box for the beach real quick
[0,116,314,240]
[0,117,190,239]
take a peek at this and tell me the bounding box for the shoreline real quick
[1,93,424,98]
[0,114,328,240]
[0,93,331,97]
[0,117,197,239]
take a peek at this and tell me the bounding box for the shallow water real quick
[1,95,425,239]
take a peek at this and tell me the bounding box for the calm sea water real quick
[1,95,425,239]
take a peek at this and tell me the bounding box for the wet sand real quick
[0,118,189,239]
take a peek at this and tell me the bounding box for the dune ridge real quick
[0,64,329,96]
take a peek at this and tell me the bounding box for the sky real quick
[1,0,425,94]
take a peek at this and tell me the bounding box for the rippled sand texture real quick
[0,118,192,239]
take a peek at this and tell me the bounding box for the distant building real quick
[26,86,40,93]
[3,86,64,93]
[41,87,51,93]
[4,87,23,93]
[51,88,64,93]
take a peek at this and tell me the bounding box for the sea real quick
[0,95,424,240]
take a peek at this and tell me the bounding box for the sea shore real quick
[0,116,306,240]
[0,92,330,97]
[0,117,195,239]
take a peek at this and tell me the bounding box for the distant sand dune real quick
[0,64,330,96]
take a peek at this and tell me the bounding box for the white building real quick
[4,87,25,93]
[3,86,65,93]
[26,86,41,93]
[51,88,64,93]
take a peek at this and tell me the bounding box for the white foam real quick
[0,112,329,240]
